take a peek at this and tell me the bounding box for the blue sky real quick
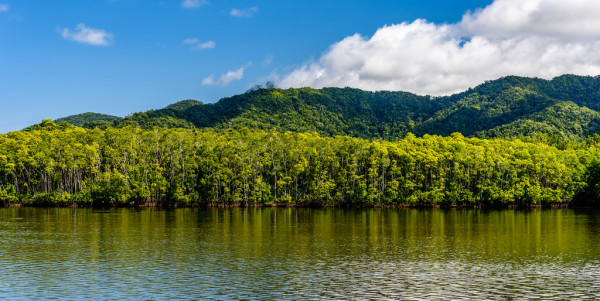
[2,0,600,133]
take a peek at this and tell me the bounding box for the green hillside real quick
[480,102,600,139]
[416,75,600,138]
[54,112,122,127]
[70,74,600,140]
[9,74,600,208]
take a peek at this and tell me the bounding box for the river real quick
[0,208,598,299]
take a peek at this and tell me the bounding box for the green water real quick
[0,208,599,299]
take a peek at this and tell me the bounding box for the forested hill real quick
[53,112,122,127]
[86,89,443,139]
[77,74,600,140]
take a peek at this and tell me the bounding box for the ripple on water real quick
[0,208,599,300]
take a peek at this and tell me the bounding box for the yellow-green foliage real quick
[0,125,596,207]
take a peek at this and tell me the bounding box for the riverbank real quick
[0,199,576,209]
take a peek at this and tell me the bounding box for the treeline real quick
[1,121,600,207]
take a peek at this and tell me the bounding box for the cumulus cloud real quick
[183,38,215,50]
[220,66,246,85]
[277,0,600,96]
[203,63,251,86]
[0,4,9,12]
[230,6,258,18]
[60,23,114,46]
[181,0,208,9]
[461,0,600,40]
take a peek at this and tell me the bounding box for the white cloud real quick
[195,40,215,50]
[230,6,258,18]
[202,75,215,86]
[220,66,246,86]
[278,0,600,96]
[0,4,9,12]
[60,23,114,46]
[461,0,600,40]
[181,0,208,9]
[183,38,199,44]
[183,38,215,50]
[203,63,251,86]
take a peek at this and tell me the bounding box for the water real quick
[0,208,598,300]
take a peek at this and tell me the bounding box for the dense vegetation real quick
[2,120,599,207]
[76,75,600,141]
[53,112,122,127]
[8,74,600,207]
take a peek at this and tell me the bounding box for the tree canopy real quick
[1,124,598,207]
[67,74,600,141]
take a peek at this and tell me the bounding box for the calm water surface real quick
[0,208,599,300]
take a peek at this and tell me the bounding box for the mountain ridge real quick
[53,112,122,127]
[58,74,600,140]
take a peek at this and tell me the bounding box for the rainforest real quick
[5,75,600,207]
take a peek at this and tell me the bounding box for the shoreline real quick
[0,202,581,209]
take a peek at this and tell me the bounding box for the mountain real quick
[163,99,203,111]
[85,88,450,139]
[69,74,600,140]
[415,76,600,138]
[53,112,122,127]
[479,102,600,139]
[84,100,200,130]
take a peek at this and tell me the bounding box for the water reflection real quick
[0,208,598,299]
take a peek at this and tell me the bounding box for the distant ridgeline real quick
[54,112,122,127]
[60,74,600,141]
[3,74,600,207]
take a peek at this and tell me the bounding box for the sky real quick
[1,0,600,133]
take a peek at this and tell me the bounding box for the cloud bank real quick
[277,0,600,96]
[60,23,114,46]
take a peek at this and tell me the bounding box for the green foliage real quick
[163,99,203,111]
[63,75,600,141]
[0,125,596,207]
[480,102,600,140]
[54,112,122,127]
[12,74,600,207]
[575,159,600,206]
[84,87,449,139]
